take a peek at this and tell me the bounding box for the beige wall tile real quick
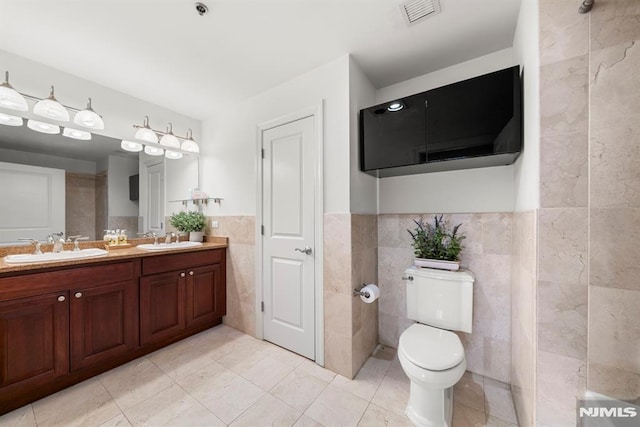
[538,281,587,360]
[540,54,589,136]
[591,125,640,208]
[591,41,640,131]
[589,0,640,51]
[207,216,255,245]
[590,208,640,290]
[539,0,589,66]
[537,351,586,427]
[538,208,588,286]
[589,286,640,374]
[323,214,352,295]
[324,330,353,379]
[224,243,256,336]
[589,362,640,403]
[480,213,513,256]
[540,132,588,208]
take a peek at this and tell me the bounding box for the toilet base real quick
[405,382,453,427]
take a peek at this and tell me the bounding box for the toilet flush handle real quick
[401,275,414,281]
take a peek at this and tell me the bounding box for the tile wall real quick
[523,1,640,424]
[66,173,97,240]
[587,0,640,403]
[377,213,513,384]
[511,211,536,427]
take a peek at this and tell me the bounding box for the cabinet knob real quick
[180,272,186,278]
[74,292,82,298]
[188,271,194,276]
[58,295,66,302]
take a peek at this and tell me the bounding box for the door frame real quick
[255,102,324,366]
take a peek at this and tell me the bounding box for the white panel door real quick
[262,116,315,359]
[146,162,165,235]
[0,162,65,242]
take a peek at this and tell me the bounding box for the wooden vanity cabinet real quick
[140,248,226,346]
[0,247,226,414]
[0,261,139,413]
[0,292,69,395]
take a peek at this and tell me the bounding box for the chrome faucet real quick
[18,238,43,255]
[165,232,176,244]
[68,235,89,251]
[48,232,64,253]
[138,231,158,245]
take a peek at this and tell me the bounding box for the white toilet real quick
[398,266,474,427]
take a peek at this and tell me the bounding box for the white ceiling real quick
[0,0,522,121]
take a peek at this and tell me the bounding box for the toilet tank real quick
[404,266,474,333]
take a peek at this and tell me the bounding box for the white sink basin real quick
[136,241,203,251]
[4,248,109,264]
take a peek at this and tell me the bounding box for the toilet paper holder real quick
[353,284,371,298]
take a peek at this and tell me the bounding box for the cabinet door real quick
[70,281,138,371]
[140,271,186,345]
[0,293,69,394]
[186,263,225,328]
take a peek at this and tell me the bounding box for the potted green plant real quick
[169,211,207,242]
[407,215,465,271]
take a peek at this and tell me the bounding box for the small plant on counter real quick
[407,215,465,261]
[169,211,206,233]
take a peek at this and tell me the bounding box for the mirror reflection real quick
[0,122,199,244]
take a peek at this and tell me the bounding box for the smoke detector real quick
[400,0,441,26]
[195,2,209,16]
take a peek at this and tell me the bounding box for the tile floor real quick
[0,325,519,426]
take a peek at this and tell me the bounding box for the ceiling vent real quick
[400,0,441,26]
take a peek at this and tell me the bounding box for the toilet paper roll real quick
[360,284,380,303]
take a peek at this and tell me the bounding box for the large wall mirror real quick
[0,122,199,244]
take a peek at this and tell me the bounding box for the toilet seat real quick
[399,323,464,371]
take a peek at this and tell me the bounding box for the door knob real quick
[74,292,82,298]
[188,271,194,276]
[295,246,312,255]
[58,295,66,302]
[180,272,186,278]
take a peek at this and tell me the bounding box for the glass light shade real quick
[74,99,104,130]
[160,133,180,148]
[27,119,60,134]
[135,127,158,143]
[180,137,199,153]
[0,72,28,111]
[165,150,183,160]
[62,127,91,140]
[144,145,164,156]
[33,86,70,122]
[0,112,23,126]
[121,140,143,152]
[0,85,28,111]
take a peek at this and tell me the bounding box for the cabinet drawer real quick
[0,262,136,301]
[142,249,223,275]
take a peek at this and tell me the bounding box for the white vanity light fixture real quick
[0,112,23,126]
[132,117,199,159]
[33,86,70,122]
[27,119,60,134]
[135,116,159,143]
[160,123,180,148]
[180,129,200,153]
[0,72,28,111]
[159,123,182,159]
[73,98,104,130]
[121,140,144,152]
[62,127,92,140]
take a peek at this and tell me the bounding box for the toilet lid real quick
[399,324,465,371]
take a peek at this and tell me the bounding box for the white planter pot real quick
[189,231,204,242]
[414,258,460,271]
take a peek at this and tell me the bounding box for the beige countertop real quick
[0,237,228,275]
